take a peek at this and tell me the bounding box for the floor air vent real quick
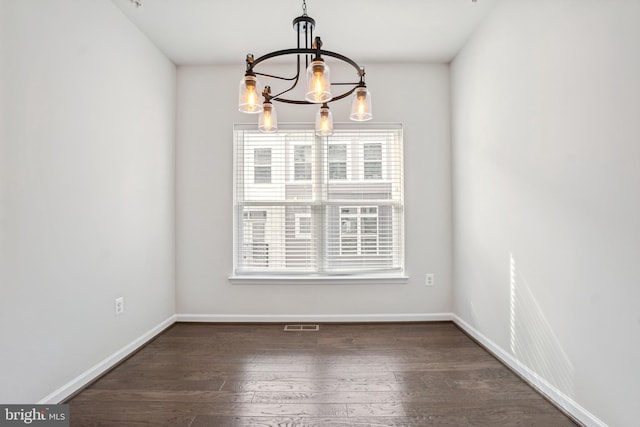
[284,324,319,332]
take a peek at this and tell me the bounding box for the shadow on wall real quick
[509,252,575,399]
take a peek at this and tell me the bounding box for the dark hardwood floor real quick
[68,322,578,426]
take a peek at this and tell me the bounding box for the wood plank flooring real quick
[68,322,579,426]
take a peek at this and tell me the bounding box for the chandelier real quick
[238,0,372,135]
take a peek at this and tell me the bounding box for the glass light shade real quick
[258,102,277,133]
[315,105,333,136]
[305,60,332,103]
[349,87,373,121]
[238,75,263,113]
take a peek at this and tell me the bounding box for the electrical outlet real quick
[115,297,124,316]
[425,273,435,286]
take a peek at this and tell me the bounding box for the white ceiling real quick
[110,0,500,65]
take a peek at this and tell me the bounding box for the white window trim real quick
[229,274,409,285]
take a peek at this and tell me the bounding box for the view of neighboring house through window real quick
[233,124,404,277]
[253,147,272,183]
[294,144,312,181]
[328,143,347,180]
[363,143,383,180]
[340,206,379,255]
[242,210,268,267]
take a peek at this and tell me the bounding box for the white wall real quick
[451,1,640,426]
[0,0,176,403]
[176,63,452,318]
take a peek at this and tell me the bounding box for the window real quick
[253,148,272,183]
[295,214,312,238]
[233,124,404,278]
[328,143,347,180]
[293,144,312,181]
[242,210,269,267]
[339,207,379,255]
[363,143,382,180]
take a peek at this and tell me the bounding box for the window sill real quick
[229,274,409,285]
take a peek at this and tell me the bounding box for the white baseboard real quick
[38,314,177,404]
[452,314,606,427]
[176,313,454,323]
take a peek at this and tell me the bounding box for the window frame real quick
[231,123,407,285]
[339,206,380,256]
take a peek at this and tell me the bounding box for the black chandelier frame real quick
[242,9,368,105]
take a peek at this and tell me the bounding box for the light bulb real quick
[263,110,272,130]
[305,60,332,103]
[314,77,324,100]
[239,75,263,114]
[349,86,372,121]
[357,93,366,114]
[315,104,333,136]
[248,89,257,109]
[258,101,277,133]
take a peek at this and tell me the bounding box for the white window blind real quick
[233,123,404,277]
